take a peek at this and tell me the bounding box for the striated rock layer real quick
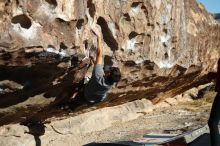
[0,0,220,125]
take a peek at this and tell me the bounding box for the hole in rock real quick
[115,22,120,30]
[45,0,57,7]
[48,45,55,48]
[5,0,11,6]
[147,23,153,27]
[144,60,154,70]
[131,2,142,7]
[163,42,167,48]
[141,5,147,10]
[56,18,66,23]
[87,0,96,18]
[16,0,19,5]
[172,36,178,43]
[55,18,70,26]
[146,33,151,37]
[141,5,149,17]
[163,28,168,34]
[124,60,136,67]
[60,42,68,50]
[97,17,118,51]
[11,14,32,29]
[55,18,70,25]
[123,13,131,21]
[83,40,88,50]
[76,19,84,29]
[129,31,138,39]
[164,52,169,59]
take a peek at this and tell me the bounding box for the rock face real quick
[0,0,220,126]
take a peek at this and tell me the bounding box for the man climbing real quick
[83,28,121,104]
[208,58,220,146]
[59,27,121,110]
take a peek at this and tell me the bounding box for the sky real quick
[197,0,220,13]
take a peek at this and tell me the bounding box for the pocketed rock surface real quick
[0,0,220,145]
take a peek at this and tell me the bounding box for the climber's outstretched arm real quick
[95,34,103,65]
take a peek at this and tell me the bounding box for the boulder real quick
[0,0,219,126]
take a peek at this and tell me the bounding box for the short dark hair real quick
[109,67,121,83]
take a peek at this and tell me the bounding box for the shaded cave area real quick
[0,58,211,127]
[0,38,212,127]
[0,49,91,126]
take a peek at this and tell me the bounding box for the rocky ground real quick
[82,89,215,145]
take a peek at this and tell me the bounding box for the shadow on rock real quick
[0,59,90,126]
[0,63,64,108]
[21,118,46,146]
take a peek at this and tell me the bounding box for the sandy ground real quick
[81,90,215,145]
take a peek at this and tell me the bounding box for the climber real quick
[208,58,220,146]
[60,26,121,110]
[82,27,121,104]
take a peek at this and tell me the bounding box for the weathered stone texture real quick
[0,0,219,126]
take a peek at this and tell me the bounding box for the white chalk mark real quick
[129,5,141,17]
[157,60,175,69]
[160,35,171,43]
[46,47,68,57]
[123,38,137,51]
[12,22,40,40]
[108,22,117,38]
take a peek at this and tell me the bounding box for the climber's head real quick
[105,67,121,83]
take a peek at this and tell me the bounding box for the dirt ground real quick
[80,90,215,145]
